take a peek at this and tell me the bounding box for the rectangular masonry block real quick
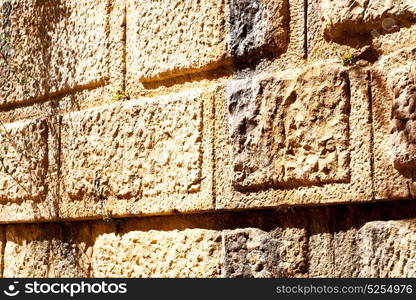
[0,118,58,222]
[126,0,289,86]
[373,47,416,200]
[92,225,221,278]
[320,0,416,40]
[333,216,416,278]
[215,62,373,209]
[4,223,91,277]
[60,88,214,219]
[0,0,123,105]
[222,226,308,278]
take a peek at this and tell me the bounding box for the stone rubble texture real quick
[0,0,416,278]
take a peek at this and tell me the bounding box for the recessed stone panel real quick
[215,62,373,209]
[227,65,350,191]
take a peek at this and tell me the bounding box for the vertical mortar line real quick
[367,70,376,201]
[303,0,308,59]
[211,90,217,210]
[56,116,62,219]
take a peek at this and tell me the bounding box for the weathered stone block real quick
[4,223,90,277]
[357,220,416,277]
[215,63,373,209]
[60,89,214,219]
[320,0,416,40]
[126,0,289,85]
[373,47,416,199]
[0,118,58,222]
[333,215,416,278]
[227,65,350,190]
[222,229,280,278]
[0,0,123,105]
[92,225,221,277]
[228,0,289,58]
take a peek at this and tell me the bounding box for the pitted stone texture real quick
[0,118,58,222]
[126,0,228,83]
[228,0,288,58]
[4,224,90,277]
[320,0,416,40]
[373,47,416,199]
[126,0,289,85]
[60,89,213,219]
[357,220,416,277]
[216,63,373,209]
[0,120,48,202]
[388,65,416,175]
[0,0,121,105]
[92,227,221,278]
[222,226,308,278]
[222,229,279,277]
[227,64,350,191]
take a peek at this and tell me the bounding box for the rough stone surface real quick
[373,47,416,200]
[388,65,416,175]
[126,0,229,84]
[222,229,280,277]
[228,0,289,58]
[357,220,416,277]
[0,118,58,222]
[0,0,122,105]
[320,0,416,40]
[126,0,289,85]
[227,64,350,190]
[222,224,309,278]
[3,223,90,277]
[92,225,221,278]
[60,89,213,219]
[216,63,373,209]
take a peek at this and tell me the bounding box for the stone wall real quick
[0,0,415,277]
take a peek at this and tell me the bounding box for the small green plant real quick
[113,90,130,101]
[337,52,357,66]
[102,208,125,235]
[102,208,114,224]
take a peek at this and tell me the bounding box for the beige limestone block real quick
[373,47,416,200]
[60,88,214,219]
[320,0,416,40]
[215,62,373,209]
[0,0,123,106]
[307,0,416,64]
[92,225,221,278]
[357,220,416,277]
[0,117,58,222]
[3,223,90,277]
[126,0,289,87]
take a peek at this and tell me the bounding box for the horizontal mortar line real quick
[3,197,416,230]
[0,78,109,113]
[139,60,233,90]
